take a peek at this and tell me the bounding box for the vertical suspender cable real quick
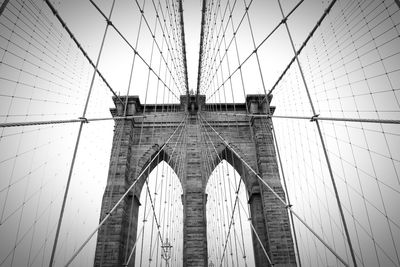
[223,160,240,266]
[275,1,357,266]
[201,114,350,266]
[229,152,248,266]
[139,168,151,266]
[47,1,116,266]
[123,0,145,116]
[121,0,146,262]
[270,119,302,267]
[196,0,207,95]
[201,117,272,266]
[178,0,189,95]
[64,117,186,266]
[147,68,162,265]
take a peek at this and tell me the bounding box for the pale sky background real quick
[0,0,399,266]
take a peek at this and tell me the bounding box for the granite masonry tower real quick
[94,94,296,267]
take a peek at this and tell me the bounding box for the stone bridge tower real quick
[94,94,296,267]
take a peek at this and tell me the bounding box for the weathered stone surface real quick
[94,94,296,267]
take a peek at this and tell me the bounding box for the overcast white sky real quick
[0,0,399,266]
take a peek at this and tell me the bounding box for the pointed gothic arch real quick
[205,158,256,266]
[130,144,183,201]
[94,95,296,267]
[134,159,184,267]
[207,143,261,197]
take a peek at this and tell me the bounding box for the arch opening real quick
[133,160,184,267]
[207,144,260,198]
[131,146,181,199]
[206,159,255,267]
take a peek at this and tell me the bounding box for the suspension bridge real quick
[0,0,399,266]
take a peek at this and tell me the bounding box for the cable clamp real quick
[106,19,113,26]
[79,117,89,123]
[310,114,319,122]
[285,204,292,209]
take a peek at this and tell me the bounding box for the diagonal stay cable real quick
[199,114,350,267]
[200,0,243,95]
[151,0,184,92]
[205,0,304,99]
[63,115,186,266]
[265,0,338,99]
[232,174,294,267]
[47,1,118,265]
[122,0,146,117]
[164,0,187,94]
[196,0,209,95]
[200,113,245,264]
[44,0,123,105]
[219,184,241,267]
[200,114,349,265]
[200,114,295,265]
[122,210,149,267]
[131,0,185,94]
[88,0,181,100]
[201,111,400,124]
[199,118,273,266]
[199,0,242,94]
[199,0,232,96]
[124,117,186,266]
[200,115,272,265]
[270,118,302,267]
[276,0,357,265]
[197,0,225,93]
[199,117,237,265]
[177,0,189,94]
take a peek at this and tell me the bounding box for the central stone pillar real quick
[182,115,208,266]
[94,94,297,266]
